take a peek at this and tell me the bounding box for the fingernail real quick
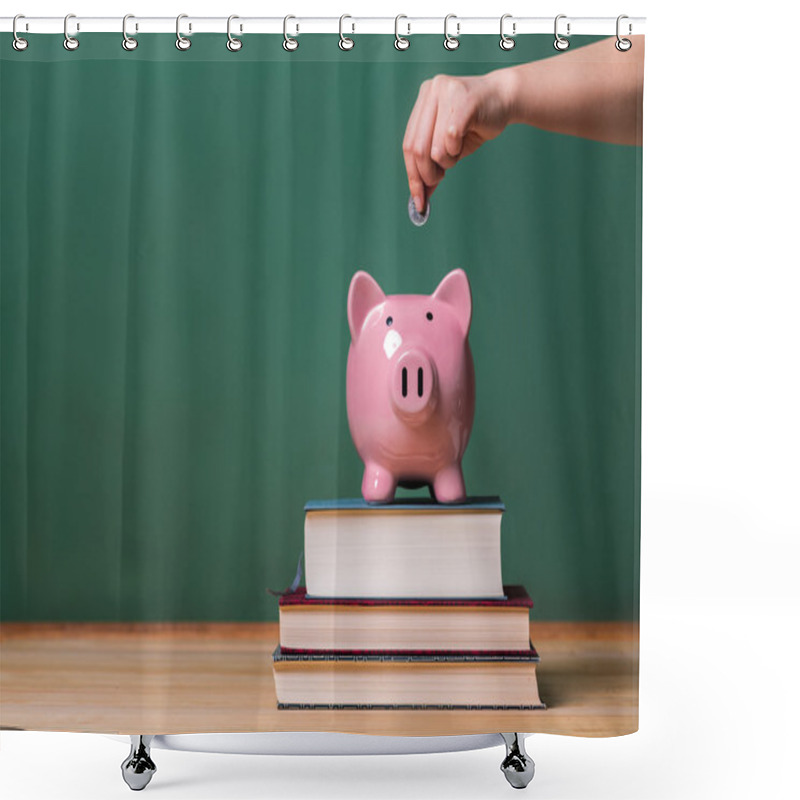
[414,195,424,213]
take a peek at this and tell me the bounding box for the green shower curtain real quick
[1,33,641,628]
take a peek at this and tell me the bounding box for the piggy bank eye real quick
[386,316,393,326]
[426,312,433,321]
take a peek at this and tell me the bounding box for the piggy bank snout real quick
[390,350,437,421]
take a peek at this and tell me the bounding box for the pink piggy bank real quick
[346,269,475,504]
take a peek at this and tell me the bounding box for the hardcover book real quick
[304,498,506,599]
[279,585,534,653]
[272,646,544,709]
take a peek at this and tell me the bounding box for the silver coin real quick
[408,194,430,226]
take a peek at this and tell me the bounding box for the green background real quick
[1,34,641,622]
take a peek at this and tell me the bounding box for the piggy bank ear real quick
[348,271,386,341]
[432,269,472,336]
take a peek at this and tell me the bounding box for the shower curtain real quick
[1,28,643,739]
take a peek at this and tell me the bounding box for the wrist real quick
[484,66,521,127]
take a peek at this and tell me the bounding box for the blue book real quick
[305,497,504,512]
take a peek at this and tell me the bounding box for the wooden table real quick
[0,622,638,738]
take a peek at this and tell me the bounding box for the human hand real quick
[402,40,644,216]
[403,70,515,214]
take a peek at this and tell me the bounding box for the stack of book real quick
[272,498,544,709]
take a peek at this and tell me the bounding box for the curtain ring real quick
[394,15,410,51]
[122,14,138,51]
[499,14,515,50]
[63,13,79,51]
[554,15,570,51]
[443,14,460,51]
[615,15,632,51]
[339,14,354,51]
[176,14,191,50]
[283,15,299,51]
[12,14,28,51]
[227,15,242,51]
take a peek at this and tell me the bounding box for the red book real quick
[278,585,535,654]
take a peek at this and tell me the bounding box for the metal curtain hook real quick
[176,14,191,50]
[12,14,28,51]
[554,14,570,51]
[615,14,632,51]
[499,14,515,51]
[122,14,138,51]
[395,14,410,51]
[63,13,79,51]
[339,14,354,50]
[227,15,242,51]
[444,14,460,51]
[283,15,299,51]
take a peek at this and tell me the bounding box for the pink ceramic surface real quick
[346,269,475,504]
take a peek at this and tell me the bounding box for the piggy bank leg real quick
[362,462,398,504]
[432,465,467,504]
